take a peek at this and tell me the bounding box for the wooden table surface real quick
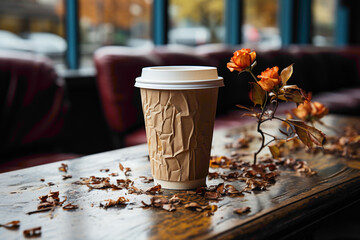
[1,114,360,240]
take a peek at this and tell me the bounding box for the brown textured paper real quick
[140,88,218,182]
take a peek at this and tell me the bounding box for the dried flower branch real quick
[227,48,327,164]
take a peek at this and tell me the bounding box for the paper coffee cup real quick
[135,66,224,190]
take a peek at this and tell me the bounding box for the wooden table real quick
[1,114,360,240]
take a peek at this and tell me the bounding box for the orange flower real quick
[292,100,312,121]
[257,66,281,92]
[292,100,328,121]
[311,101,329,119]
[227,48,256,72]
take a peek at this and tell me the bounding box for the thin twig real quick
[26,207,54,215]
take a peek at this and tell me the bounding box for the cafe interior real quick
[1,0,360,239]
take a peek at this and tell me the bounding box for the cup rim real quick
[135,65,224,90]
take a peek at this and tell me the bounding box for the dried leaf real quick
[288,120,326,148]
[59,163,68,173]
[184,202,208,212]
[62,175,72,180]
[225,184,243,196]
[280,85,306,104]
[208,172,219,180]
[101,197,129,209]
[109,173,119,177]
[249,82,266,106]
[236,104,253,112]
[62,203,78,211]
[119,163,124,171]
[100,169,109,172]
[0,220,20,229]
[234,206,251,215]
[280,64,293,86]
[216,183,225,194]
[162,204,176,212]
[23,226,41,238]
[119,163,131,176]
[269,145,281,159]
[128,186,143,194]
[205,191,222,200]
[139,176,154,183]
[146,185,161,194]
[210,156,233,168]
[169,195,182,205]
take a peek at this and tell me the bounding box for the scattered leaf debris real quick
[0,220,20,230]
[322,125,360,159]
[27,191,67,215]
[100,169,109,172]
[23,226,41,238]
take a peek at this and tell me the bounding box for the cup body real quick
[135,66,223,189]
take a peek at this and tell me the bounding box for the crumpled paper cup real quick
[135,66,223,189]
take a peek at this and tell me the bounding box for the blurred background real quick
[0,0,343,70]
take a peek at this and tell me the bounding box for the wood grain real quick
[0,114,359,240]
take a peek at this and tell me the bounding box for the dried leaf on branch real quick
[288,120,326,148]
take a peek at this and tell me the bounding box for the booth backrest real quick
[0,50,68,155]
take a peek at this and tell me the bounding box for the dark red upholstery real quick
[94,44,360,147]
[0,50,80,172]
[94,47,161,134]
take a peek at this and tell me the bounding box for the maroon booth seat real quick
[0,50,80,173]
[94,45,360,148]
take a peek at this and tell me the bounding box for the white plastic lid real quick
[135,66,224,90]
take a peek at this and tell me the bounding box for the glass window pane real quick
[169,0,224,46]
[78,0,152,58]
[0,0,65,65]
[312,0,336,46]
[243,0,280,49]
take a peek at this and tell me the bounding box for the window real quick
[169,0,224,46]
[312,0,336,46]
[0,0,65,66]
[0,0,350,70]
[78,0,152,66]
[243,0,280,49]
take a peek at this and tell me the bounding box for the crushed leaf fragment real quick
[0,220,20,229]
[23,226,41,238]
